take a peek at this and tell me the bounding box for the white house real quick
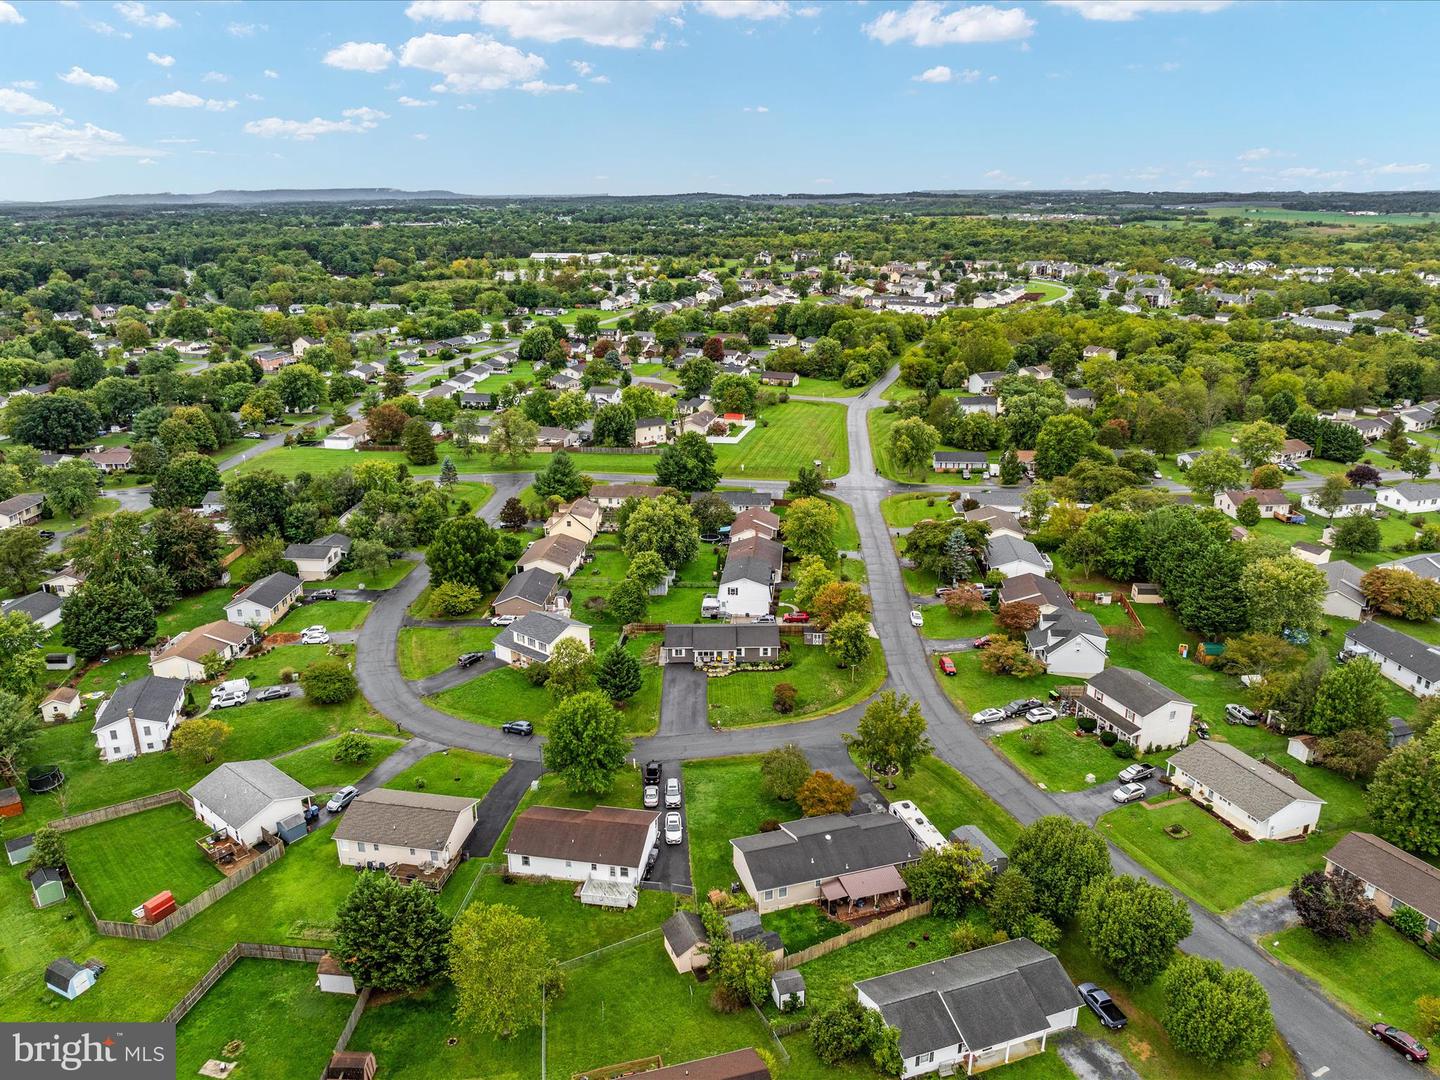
[1343,620,1440,696]
[933,451,998,478]
[1377,482,1440,515]
[543,499,603,546]
[149,620,256,682]
[1301,489,1377,519]
[718,535,782,619]
[505,804,658,908]
[188,760,315,849]
[322,420,370,451]
[634,416,670,447]
[855,939,1079,1079]
[281,533,351,581]
[332,789,478,871]
[224,572,303,631]
[516,534,589,579]
[1321,560,1368,620]
[985,535,1050,580]
[1026,609,1108,678]
[1166,740,1324,840]
[91,676,186,761]
[40,687,80,723]
[0,493,43,530]
[2,591,62,631]
[1214,488,1289,520]
[1077,666,1192,753]
[492,611,591,668]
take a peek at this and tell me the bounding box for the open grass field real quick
[1022,279,1069,302]
[705,643,886,728]
[155,587,234,637]
[921,604,994,640]
[934,647,1082,716]
[464,874,677,962]
[64,803,222,921]
[397,625,500,680]
[383,748,511,799]
[272,601,371,633]
[1200,206,1440,226]
[994,726,1142,793]
[44,496,121,531]
[681,755,795,901]
[176,958,356,1080]
[792,913,978,1014]
[313,559,419,591]
[275,734,402,793]
[868,407,1000,484]
[881,491,957,528]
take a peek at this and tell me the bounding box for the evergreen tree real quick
[438,456,459,487]
[595,643,643,702]
[533,450,588,501]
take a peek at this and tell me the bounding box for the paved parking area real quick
[647,759,693,894]
[1051,776,1167,825]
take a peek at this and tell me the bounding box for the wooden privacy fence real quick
[164,942,328,1025]
[331,987,373,1057]
[49,789,191,832]
[774,901,933,970]
[572,445,661,455]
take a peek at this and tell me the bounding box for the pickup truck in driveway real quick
[1076,983,1127,1030]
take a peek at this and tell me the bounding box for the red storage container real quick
[142,891,176,922]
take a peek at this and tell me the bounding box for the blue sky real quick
[0,0,1434,201]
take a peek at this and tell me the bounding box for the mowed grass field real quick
[64,803,222,921]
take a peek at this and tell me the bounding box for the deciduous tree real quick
[1080,875,1193,986]
[796,770,857,816]
[543,690,630,794]
[1160,956,1273,1065]
[760,744,810,801]
[1009,815,1111,921]
[853,691,933,787]
[1289,869,1377,942]
[449,903,555,1038]
[901,842,994,919]
[170,717,232,766]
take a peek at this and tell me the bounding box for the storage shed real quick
[28,866,66,908]
[0,786,22,818]
[317,954,357,995]
[949,824,1008,874]
[276,811,310,845]
[324,1051,377,1080]
[5,833,34,865]
[44,957,95,1000]
[771,968,806,1010]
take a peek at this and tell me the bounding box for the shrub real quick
[1112,742,1136,760]
[279,666,297,684]
[331,732,373,764]
[1077,714,1097,733]
[299,659,358,704]
[1099,730,1119,747]
[430,581,484,617]
[1418,994,1440,1038]
[758,819,780,832]
[1021,913,1062,951]
[773,682,797,714]
[949,923,987,954]
[524,660,550,687]
[1393,905,1428,941]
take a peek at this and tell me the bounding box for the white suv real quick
[301,625,330,645]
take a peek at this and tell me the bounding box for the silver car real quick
[664,777,681,808]
[971,707,1006,725]
[664,812,683,845]
[643,785,660,809]
[1112,782,1147,804]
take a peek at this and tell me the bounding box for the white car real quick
[489,614,517,627]
[211,691,246,709]
[1112,782,1147,804]
[301,625,330,644]
[1025,706,1057,724]
[971,707,1006,725]
[664,812,683,845]
[643,785,660,809]
[909,610,924,627]
[664,777,681,808]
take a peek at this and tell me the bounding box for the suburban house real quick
[2,591,62,631]
[1381,552,1440,582]
[964,506,1025,540]
[1321,560,1368,620]
[282,533,351,581]
[492,568,570,619]
[537,426,580,449]
[224,572,304,630]
[1301,488,1377,518]
[1026,609,1108,678]
[1064,388,1096,409]
[322,419,371,451]
[40,563,85,597]
[493,611,591,668]
[998,574,1071,616]
[680,409,720,437]
[588,483,675,516]
[516,534,589,579]
[729,507,780,543]
[0,493,43,530]
[760,370,799,387]
[967,371,1005,395]
[1214,489,1290,520]
[1166,740,1324,840]
[1342,620,1440,696]
[149,620,257,681]
[91,675,186,761]
[188,760,316,849]
[544,498,603,545]
[854,938,1079,1078]
[82,447,133,473]
[40,687,80,723]
[1077,667,1192,753]
[661,624,781,667]
[332,789,479,879]
[984,536,1050,580]
[505,805,658,908]
[718,535,784,618]
[955,395,999,416]
[634,416,670,447]
[1377,482,1440,514]
[730,812,922,914]
[1324,831,1440,940]
[933,451,998,478]
[1274,439,1313,465]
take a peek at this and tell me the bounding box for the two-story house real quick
[492,611,591,668]
[1076,667,1192,753]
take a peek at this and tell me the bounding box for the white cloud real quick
[59,67,119,92]
[227,21,264,37]
[113,2,177,29]
[146,51,174,67]
[795,5,820,14]
[519,79,577,93]
[264,69,279,79]
[10,80,37,89]
[864,2,1033,45]
[0,89,59,116]
[244,106,388,140]
[85,20,130,38]
[1237,147,1276,162]
[571,59,593,76]
[147,90,237,111]
[0,2,23,24]
[693,1,792,19]
[0,119,152,163]
[407,0,682,48]
[743,104,769,112]
[398,95,437,106]
[1369,162,1431,175]
[323,42,396,73]
[202,71,229,83]
[589,73,610,83]
[137,157,155,165]
[1048,0,1231,21]
[399,32,547,92]
[913,64,981,83]
[413,132,429,140]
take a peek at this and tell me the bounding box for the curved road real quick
[349,366,1406,1080]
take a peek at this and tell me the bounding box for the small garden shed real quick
[44,958,95,1000]
[5,833,34,865]
[0,786,22,818]
[771,969,806,1010]
[324,1051,377,1080]
[28,866,65,908]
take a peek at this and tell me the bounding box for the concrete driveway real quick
[1050,776,1167,826]
[411,655,503,696]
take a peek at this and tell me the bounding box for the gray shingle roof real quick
[1345,620,1440,682]
[1087,666,1192,715]
[986,534,1046,569]
[0,493,43,516]
[2,591,62,621]
[1390,482,1440,502]
[1381,552,1440,581]
[663,623,781,652]
[331,789,477,851]
[495,568,559,607]
[188,760,314,830]
[92,675,184,732]
[229,571,302,610]
[1168,740,1323,822]
[1325,831,1440,923]
[662,910,707,955]
[731,813,921,892]
[1322,560,1366,608]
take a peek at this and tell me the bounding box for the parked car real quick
[938,656,956,676]
[755,614,776,624]
[500,720,533,736]
[326,786,359,813]
[37,530,55,540]
[489,614,517,627]
[243,431,264,439]
[310,589,338,601]
[664,812,684,845]
[1112,783,1147,804]
[1077,983,1127,1030]
[300,625,329,644]
[642,760,662,784]
[643,785,660,809]
[1193,720,1211,740]
[909,610,924,627]
[1004,698,1043,719]
[255,686,290,702]
[664,777,681,808]
[782,611,810,624]
[1371,1024,1429,1063]
[1118,762,1156,783]
[1025,706,1057,724]
[971,707,1007,725]
[211,691,246,709]
[457,652,487,668]
[973,635,995,649]
[934,585,956,598]
[1224,703,1258,726]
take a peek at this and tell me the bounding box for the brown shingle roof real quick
[505,805,657,867]
[518,533,588,569]
[154,620,253,664]
[1326,831,1440,922]
[643,1049,770,1080]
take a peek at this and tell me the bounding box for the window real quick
[763,890,774,900]
[110,730,119,741]
[778,886,788,898]
[409,848,416,856]
[916,1052,934,1066]
[520,855,530,867]
[591,863,598,871]
[609,866,617,878]
[620,867,629,878]
[430,850,438,860]
[565,860,572,869]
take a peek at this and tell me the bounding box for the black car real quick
[457,652,487,668]
[642,760,662,784]
[255,686,291,702]
[1003,698,1043,719]
[1076,983,1127,1030]
[37,530,56,540]
[501,720,533,736]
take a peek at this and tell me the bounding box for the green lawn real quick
[793,913,972,1013]
[869,408,1000,484]
[64,803,223,921]
[1266,923,1440,1041]
[155,587,235,637]
[681,756,799,901]
[44,496,121,531]
[272,601,371,633]
[994,727,1142,793]
[464,874,677,962]
[704,644,885,728]
[921,604,995,640]
[227,644,351,686]
[759,903,849,953]
[313,559,419,591]
[274,734,402,794]
[935,648,1083,716]
[881,492,957,528]
[176,958,356,1080]
[397,625,500,680]
[382,748,511,800]
[854,751,1022,849]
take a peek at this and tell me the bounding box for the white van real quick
[210,678,250,701]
